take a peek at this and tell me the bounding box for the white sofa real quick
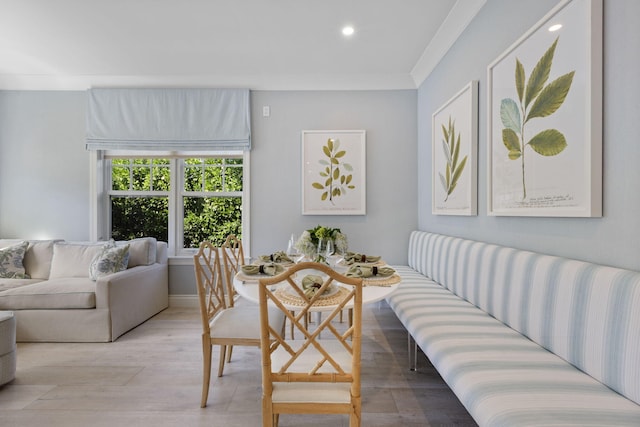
[0,237,168,342]
[387,231,640,426]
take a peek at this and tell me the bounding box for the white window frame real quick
[90,150,251,259]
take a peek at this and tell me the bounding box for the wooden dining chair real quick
[257,262,364,427]
[193,241,285,408]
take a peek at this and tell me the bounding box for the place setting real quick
[234,250,295,282]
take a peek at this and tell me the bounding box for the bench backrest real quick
[408,230,640,406]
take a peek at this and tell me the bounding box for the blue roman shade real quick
[86,88,251,151]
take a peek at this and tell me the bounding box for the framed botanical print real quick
[432,81,478,216]
[301,130,366,215]
[487,0,602,217]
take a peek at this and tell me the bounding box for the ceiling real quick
[0,0,486,91]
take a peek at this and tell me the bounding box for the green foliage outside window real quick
[110,157,242,248]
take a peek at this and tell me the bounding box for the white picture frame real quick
[487,0,602,217]
[432,81,478,216]
[301,130,366,215]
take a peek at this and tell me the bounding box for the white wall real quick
[417,0,640,271]
[0,91,89,240]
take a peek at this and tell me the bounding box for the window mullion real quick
[168,158,180,256]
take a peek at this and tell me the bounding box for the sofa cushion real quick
[0,241,29,279]
[89,244,130,281]
[118,237,157,267]
[24,240,60,280]
[0,278,42,293]
[0,278,96,309]
[49,241,113,279]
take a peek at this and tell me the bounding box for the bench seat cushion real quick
[0,278,96,310]
[388,265,640,426]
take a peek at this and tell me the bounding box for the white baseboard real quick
[168,295,199,308]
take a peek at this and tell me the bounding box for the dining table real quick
[233,258,401,325]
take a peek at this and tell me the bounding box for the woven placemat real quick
[363,273,401,287]
[274,286,351,307]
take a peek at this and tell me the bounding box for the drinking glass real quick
[287,234,303,263]
[325,239,334,257]
[316,239,326,262]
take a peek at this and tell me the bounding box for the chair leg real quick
[349,412,360,427]
[201,340,212,408]
[217,345,227,377]
[226,345,233,363]
[350,398,361,427]
[262,398,274,427]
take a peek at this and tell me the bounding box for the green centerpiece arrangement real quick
[295,225,348,263]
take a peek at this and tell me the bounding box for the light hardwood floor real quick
[0,301,476,426]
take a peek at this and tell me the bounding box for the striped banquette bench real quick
[387,231,640,426]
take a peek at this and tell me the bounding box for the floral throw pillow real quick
[0,241,30,279]
[89,244,130,281]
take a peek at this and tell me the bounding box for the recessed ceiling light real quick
[549,24,563,32]
[342,26,355,36]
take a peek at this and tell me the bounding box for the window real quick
[96,152,248,257]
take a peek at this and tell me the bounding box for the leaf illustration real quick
[516,59,525,103]
[525,71,575,122]
[527,129,567,156]
[451,156,468,188]
[441,124,449,142]
[502,128,520,154]
[452,133,461,167]
[500,98,521,132]
[439,172,447,192]
[524,37,558,108]
[312,137,356,204]
[442,139,451,163]
[439,115,467,201]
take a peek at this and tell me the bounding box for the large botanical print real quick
[432,81,478,216]
[487,0,602,217]
[302,130,366,215]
